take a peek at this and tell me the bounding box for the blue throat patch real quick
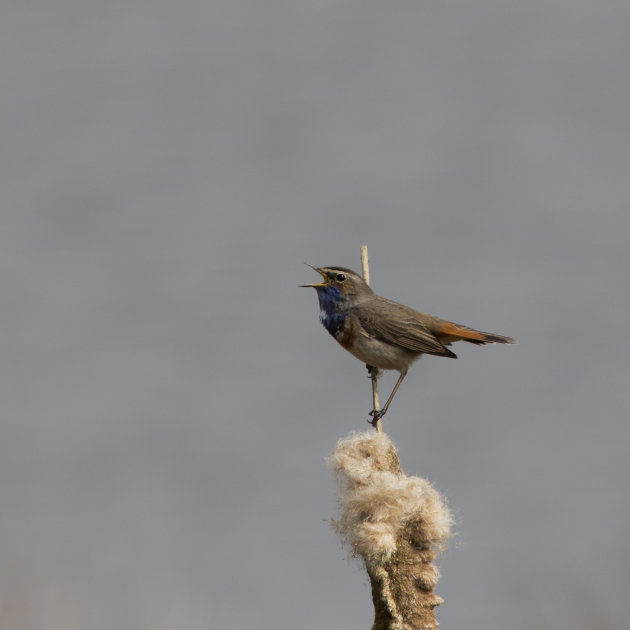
[316,284,345,338]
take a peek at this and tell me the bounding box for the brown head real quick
[300,263,374,306]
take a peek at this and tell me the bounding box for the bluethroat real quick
[301,264,516,424]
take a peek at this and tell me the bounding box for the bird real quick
[301,263,516,424]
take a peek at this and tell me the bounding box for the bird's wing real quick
[350,298,457,358]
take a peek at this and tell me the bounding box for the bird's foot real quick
[367,408,386,426]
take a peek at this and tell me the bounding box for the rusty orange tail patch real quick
[437,321,486,342]
[434,321,516,346]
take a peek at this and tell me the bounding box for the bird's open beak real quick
[300,262,330,287]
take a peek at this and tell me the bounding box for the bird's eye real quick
[335,273,347,282]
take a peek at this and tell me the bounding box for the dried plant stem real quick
[360,245,383,434]
[360,244,371,286]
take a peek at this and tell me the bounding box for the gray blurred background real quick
[2,1,629,629]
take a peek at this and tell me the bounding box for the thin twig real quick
[360,245,383,433]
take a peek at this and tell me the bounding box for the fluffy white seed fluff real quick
[328,431,452,566]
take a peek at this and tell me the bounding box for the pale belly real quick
[337,329,419,372]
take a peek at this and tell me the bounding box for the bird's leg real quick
[368,370,407,425]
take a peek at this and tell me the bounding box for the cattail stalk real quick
[329,431,452,630]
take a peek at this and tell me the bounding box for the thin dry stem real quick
[360,245,383,434]
[361,244,371,286]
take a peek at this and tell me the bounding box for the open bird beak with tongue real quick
[299,262,331,287]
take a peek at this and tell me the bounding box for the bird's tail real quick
[436,321,517,346]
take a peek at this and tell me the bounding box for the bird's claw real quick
[367,408,385,426]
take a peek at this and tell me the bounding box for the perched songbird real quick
[301,264,516,423]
